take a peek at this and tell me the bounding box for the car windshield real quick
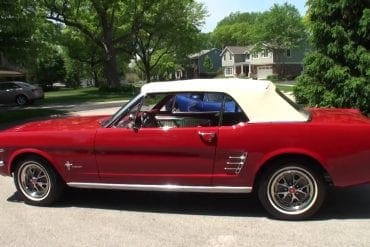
[16,82,32,88]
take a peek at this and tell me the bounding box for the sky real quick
[198,0,307,32]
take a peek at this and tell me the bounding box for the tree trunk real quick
[102,40,120,88]
[100,12,121,88]
[144,61,151,82]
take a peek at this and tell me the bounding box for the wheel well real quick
[253,153,333,191]
[10,153,65,183]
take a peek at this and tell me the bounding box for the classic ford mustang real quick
[0,79,369,220]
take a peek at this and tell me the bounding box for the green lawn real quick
[44,87,135,104]
[275,83,295,93]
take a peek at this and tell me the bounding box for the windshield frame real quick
[102,93,144,128]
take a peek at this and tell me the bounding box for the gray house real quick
[187,48,221,79]
[220,46,252,78]
[221,45,306,79]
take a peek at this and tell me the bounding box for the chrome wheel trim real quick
[17,161,51,201]
[267,166,318,215]
[16,95,27,105]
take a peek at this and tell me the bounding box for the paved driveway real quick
[1,176,370,246]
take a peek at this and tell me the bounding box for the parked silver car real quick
[0,81,44,106]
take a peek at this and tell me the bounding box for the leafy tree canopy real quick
[0,0,40,65]
[134,0,206,82]
[211,12,260,47]
[294,0,370,114]
[253,3,306,50]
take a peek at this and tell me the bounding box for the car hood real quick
[308,108,370,124]
[4,115,110,132]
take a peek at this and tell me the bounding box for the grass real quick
[275,83,295,93]
[44,87,135,104]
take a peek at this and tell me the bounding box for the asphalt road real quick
[1,176,370,246]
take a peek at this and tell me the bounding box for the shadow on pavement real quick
[7,184,370,220]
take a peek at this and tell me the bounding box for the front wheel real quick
[15,95,28,106]
[14,156,64,206]
[258,161,326,220]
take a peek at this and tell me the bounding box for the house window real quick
[252,52,258,58]
[229,53,232,60]
[262,49,269,58]
[225,67,233,76]
[245,53,250,60]
[286,49,291,57]
[223,55,226,61]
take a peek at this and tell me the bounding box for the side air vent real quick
[224,152,247,175]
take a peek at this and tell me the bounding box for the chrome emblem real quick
[65,161,73,171]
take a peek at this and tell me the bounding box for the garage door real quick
[257,66,273,79]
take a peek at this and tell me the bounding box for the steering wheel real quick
[140,111,157,128]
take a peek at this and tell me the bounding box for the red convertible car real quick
[0,79,369,220]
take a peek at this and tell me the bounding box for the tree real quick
[134,0,206,82]
[43,0,154,88]
[253,3,306,77]
[211,12,260,47]
[61,28,104,87]
[0,0,39,66]
[28,50,66,90]
[254,4,306,50]
[294,0,370,114]
[203,55,213,72]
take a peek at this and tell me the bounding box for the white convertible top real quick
[141,78,308,123]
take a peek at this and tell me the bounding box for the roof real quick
[188,48,219,59]
[141,79,308,123]
[0,70,23,78]
[220,46,253,56]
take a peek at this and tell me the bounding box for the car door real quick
[211,95,251,187]
[94,92,220,186]
[95,126,218,185]
[0,82,16,104]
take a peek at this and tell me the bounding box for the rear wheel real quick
[258,160,326,220]
[14,156,64,206]
[15,95,28,106]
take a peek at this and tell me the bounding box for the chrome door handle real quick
[198,131,216,143]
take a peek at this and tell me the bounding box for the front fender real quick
[7,148,61,176]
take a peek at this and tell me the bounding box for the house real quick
[0,53,25,81]
[187,48,221,79]
[220,46,252,78]
[221,45,306,79]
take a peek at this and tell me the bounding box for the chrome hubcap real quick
[268,166,317,215]
[16,96,27,105]
[18,162,51,201]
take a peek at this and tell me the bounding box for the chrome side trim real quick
[67,182,252,193]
